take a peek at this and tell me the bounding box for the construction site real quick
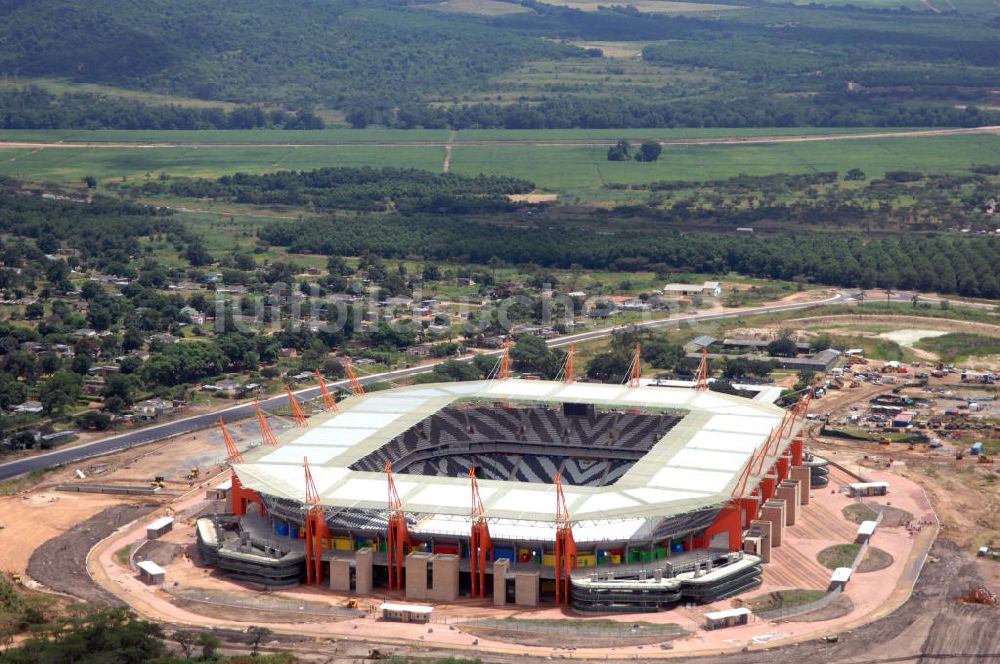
[2,347,998,661]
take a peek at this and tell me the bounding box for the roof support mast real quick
[315,369,339,412]
[627,344,642,388]
[497,338,511,380]
[303,456,329,585]
[469,468,493,599]
[385,462,411,591]
[343,357,366,397]
[286,386,308,427]
[563,343,575,384]
[255,400,278,446]
[554,473,577,605]
[695,347,709,391]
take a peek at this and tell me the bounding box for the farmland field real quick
[539,0,744,12]
[1,132,997,190]
[448,134,1000,190]
[0,145,445,182]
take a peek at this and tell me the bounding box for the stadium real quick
[198,375,828,612]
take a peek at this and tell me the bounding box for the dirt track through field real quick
[0,126,997,150]
[27,503,156,606]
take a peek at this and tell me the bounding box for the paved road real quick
[0,291,853,481]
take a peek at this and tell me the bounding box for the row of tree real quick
[0,87,324,130]
[150,168,535,214]
[260,216,1000,298]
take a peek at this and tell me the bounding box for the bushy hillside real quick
[0,0,574,107]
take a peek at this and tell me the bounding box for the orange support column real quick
[790,435,804,466]
[760,475,776,502]
[777,456,790,481]
[702,503,743,551]
[735,497,760,527]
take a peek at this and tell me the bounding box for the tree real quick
[197,632,222,659]
[77,410,112,431]
[172,630,198,659]
[39,371,82,414]
[766,336,799,358]
[0,373,28,409]
[101,375,136,410]
[635,141,662,162]
[586,350,631,383]
[511,335,562,379]
[0,608,164,663]
[83,175,97,189]
[245,625,272,656]
[844,168,866,181]
[607,139,632,162]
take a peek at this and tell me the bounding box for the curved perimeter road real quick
[0,292,855,481]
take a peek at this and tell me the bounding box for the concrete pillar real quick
[355,547,373,594]
[776,481,800,526]
[750,519,772,563]
[430,554,459,602]
[329,559,352,592]
[493,559,509,606]
[514,572,539,607]
[761,501,785,547]
[405,552,431,601]
[790,465,811,505]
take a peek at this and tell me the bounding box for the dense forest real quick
[344,96,998,130]
[0,0,576,108]
[0,87,324,130]
[0,0,997,129]
[133,168,535,214]
[259,215,1000,298]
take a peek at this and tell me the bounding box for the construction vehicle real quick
[851,354,868,364]
[879,436,892,445]
[185,467,200,480]
[979,455,994,464]
[7,572,22,586]
[344,598,359,609]
[956,452,965,460]
[849,380,861,388]
[368,648,386,660]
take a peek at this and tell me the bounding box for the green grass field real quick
[0,145,446,182]
[1,131,997,190]
[450,134,1000,190]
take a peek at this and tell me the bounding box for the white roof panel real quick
[575,492,640,514]
[650,467,734,493]
[554,384,627,401]
[291,427,376,447]
[259,446,342,465]
[352,397,429,413]
[484,381,554,397]
[621,389,690,406]
[625,487,713,503]
[409,483,496,508]
[703,414,775,435]
[686,430,761,453]
[321,412,403,429]
[325,477,417,502]
[137,560,166,575]
[667,448,750,472]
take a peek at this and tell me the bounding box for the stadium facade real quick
[198,379,828,611]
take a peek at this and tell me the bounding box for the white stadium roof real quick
[235,379,801,529]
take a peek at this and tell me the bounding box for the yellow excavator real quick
[344,598,359,609]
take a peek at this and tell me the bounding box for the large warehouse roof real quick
[235,380,801,529]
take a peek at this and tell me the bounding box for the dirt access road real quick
[0,126,996,150]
